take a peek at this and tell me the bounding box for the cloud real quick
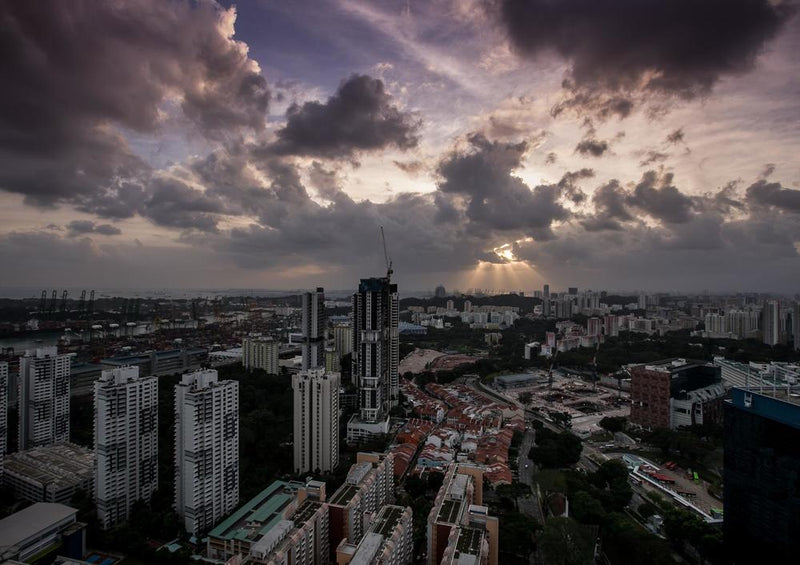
[66,220,122,237]
[575,138,610,157]
[746,179,800,212]
[498,0,791,101]
[435,133,570,237]
[271,74,421,158]
[639,150,670,167]
[627,171,694,223]
[666,128,686,144]
[0,0,268,209]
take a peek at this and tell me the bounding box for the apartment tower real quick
[293,367,340,474]
[94,366,158,529]
[175,369,239,535]
[347,276,398,442]
[301,288,326,371]
[18,347,70,450]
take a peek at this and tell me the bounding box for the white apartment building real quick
[293,368,340,474]
[94,366,158,529]
[18,347,71,450]
[175,369,239,536]
[243,336,280,374]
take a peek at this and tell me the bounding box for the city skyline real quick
[0,1,799,292]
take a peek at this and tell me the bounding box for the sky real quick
[1,0,800,294]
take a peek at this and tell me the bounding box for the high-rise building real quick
[704,313,726,335]
[794,302,800,351]
[463,300,472,313]
[175,369,239,536]
[427,464,498,565]
[568,287,578,295]
[347,277,398,443]
[18,347,71,450]
[94,366,158,529]
[543,284,550,298]
[446,299,454,311]
[333,322,353,360]
[434,284,446,298]
[0,361,7,478]
[763,300,780,345]
[242,336,280,374]
[724,387,800,563]
[301,288,326,371]
[293,367,340,474]
[637,293,647,310]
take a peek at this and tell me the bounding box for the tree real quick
[538,518,595,565]
[530,429,582,469]
[599,416,627,434]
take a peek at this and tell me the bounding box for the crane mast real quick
[380,226,393,280]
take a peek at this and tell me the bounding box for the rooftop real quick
[329,483,359,507]
[207,481,301,542]
[455,527,485,555]
[0,503,76,551]
[729,387,800,430]
[3,443,94,489]
[372,505,405,537]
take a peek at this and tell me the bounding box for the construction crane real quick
[380,226,393,279]
[60,290,68,313]
[39,290,47,313]
[78,290,86,317]
[48,290,57,316]
[87,290,95,320]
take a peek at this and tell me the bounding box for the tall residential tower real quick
[347,276,398,443]
[292,367,340,474]
[301,288,326,371]
[175,369,239,535]
[18,347,70,450]
[94,366,158,529]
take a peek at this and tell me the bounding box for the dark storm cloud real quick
[0,0,268,207]
[393,160,426,175]
[66,220,121,237]
[746,179,800,212]
[271,75,421,158]
[580,180,633,231]
[628,171,694,223]
[435,134,569,235]
[142,177,227,233]
[575,139,610,157]
[498,0,791,99]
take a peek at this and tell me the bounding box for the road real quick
[516,429,545,524]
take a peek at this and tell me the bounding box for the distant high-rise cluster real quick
[94,366,158,529]
[175,369,239,536]
[18,347,70,450]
